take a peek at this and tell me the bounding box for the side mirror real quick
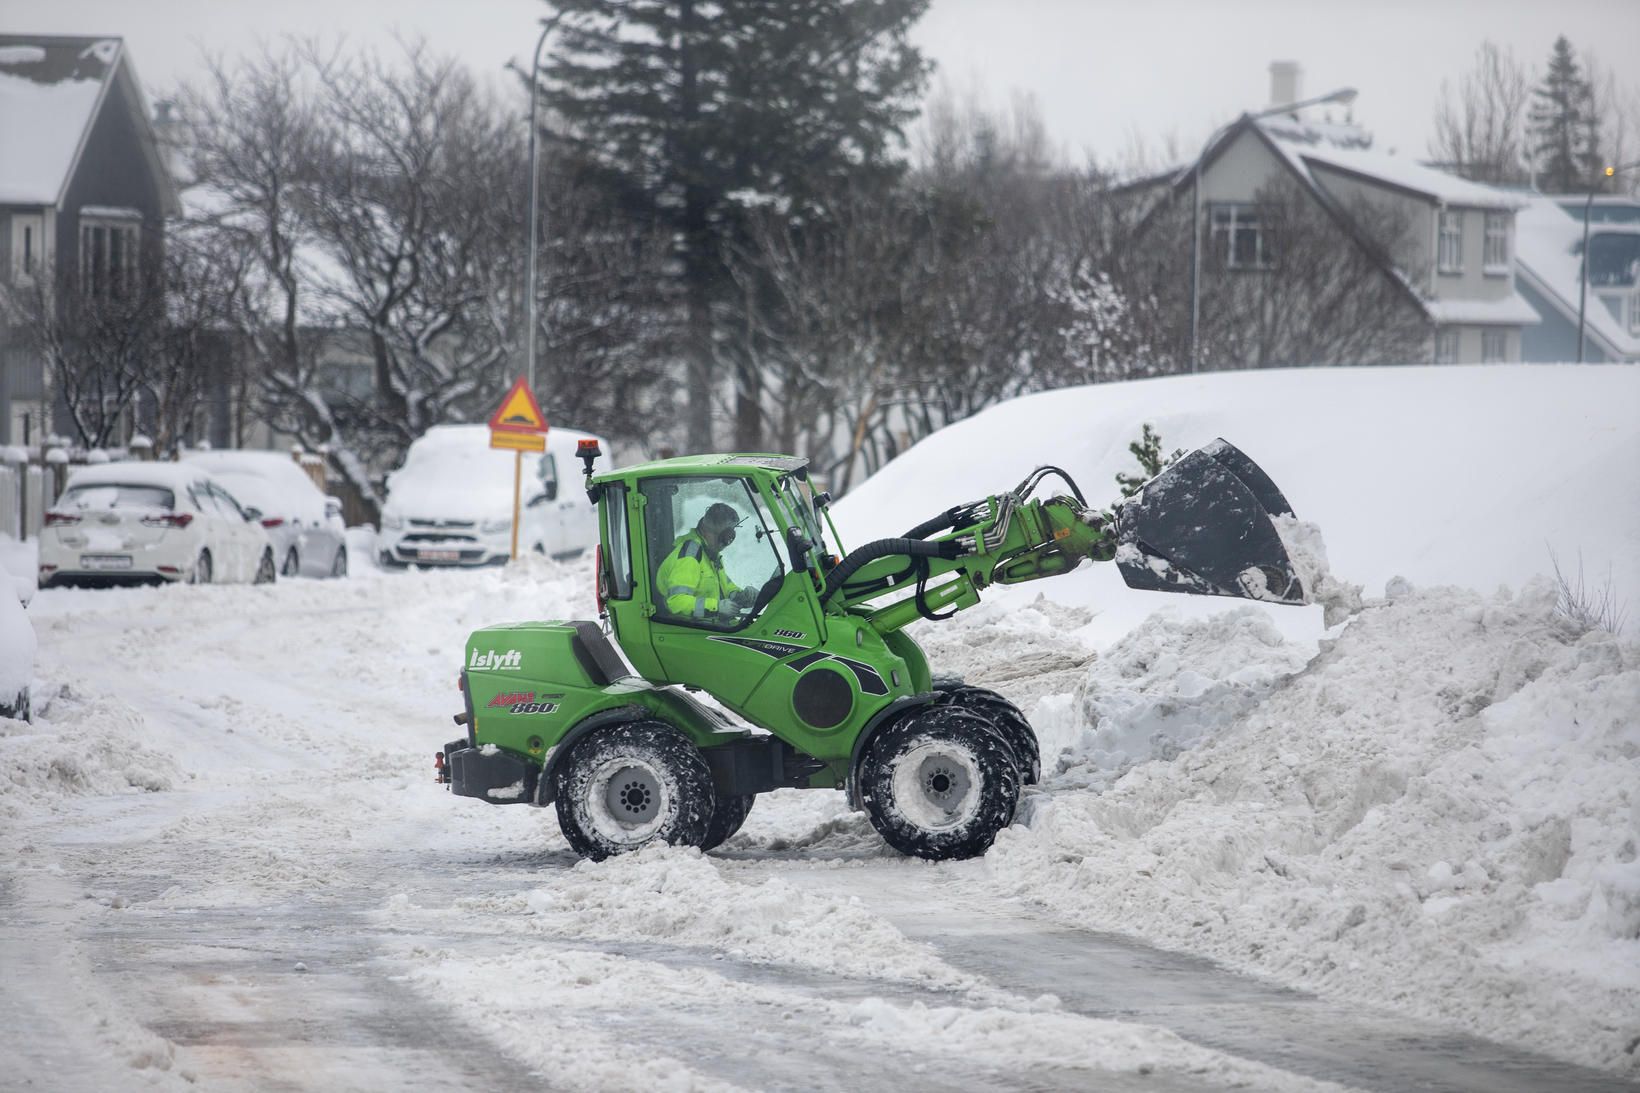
[542,479,558,502]
[324,496,343,518]
[243,506,263,523]
[786,526,813,571]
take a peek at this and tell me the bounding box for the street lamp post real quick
[1188,87,1357,372]
[1577,160,1640,363]
[524,16,562,393]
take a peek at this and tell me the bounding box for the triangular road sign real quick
[488,376,548,433]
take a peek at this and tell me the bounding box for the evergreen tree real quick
[540,0,930,452]
[1529,36,1603,193]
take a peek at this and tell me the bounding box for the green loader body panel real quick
[464,622,743,769]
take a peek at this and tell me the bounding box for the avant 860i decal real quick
[486,690,564,716]
[707,637,889,696]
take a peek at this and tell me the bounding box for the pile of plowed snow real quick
[980,578,1640,1073]
[837,364,1639,646]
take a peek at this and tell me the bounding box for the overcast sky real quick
[7,0,1638,168]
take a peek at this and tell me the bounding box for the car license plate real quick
[81,554,133,571]
[418,549,460,562]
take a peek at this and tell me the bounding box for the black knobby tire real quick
[859,706,1020,861]
[700,793,756,853]
[254,549,277,585]
[554,720,716,861]
[937,684,1041,784]
[282,547,300,577]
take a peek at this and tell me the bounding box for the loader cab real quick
[592,455,832,704]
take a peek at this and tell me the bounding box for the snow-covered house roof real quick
[1514,195,1640,360]
[0,34,178,213]
[1260,117,1526,212]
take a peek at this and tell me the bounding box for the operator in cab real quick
[657,502,758,622]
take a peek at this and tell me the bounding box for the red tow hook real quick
[434,751,448,786]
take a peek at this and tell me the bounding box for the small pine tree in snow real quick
[1528,36,1603,194]
[1116,423,1182,497]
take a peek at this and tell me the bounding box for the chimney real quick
[1269,61,1303,109]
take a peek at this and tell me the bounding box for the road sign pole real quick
[510,450,522,561]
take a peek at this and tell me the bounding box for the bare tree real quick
[1431,41,1532,185]
[179,44,351,465]
[0,261,162,448]
[148,217,253,454]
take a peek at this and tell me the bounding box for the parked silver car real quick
[182,450,348,578]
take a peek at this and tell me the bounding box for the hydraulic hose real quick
[821,537,963,602]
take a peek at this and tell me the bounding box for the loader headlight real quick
[480,517,511,534]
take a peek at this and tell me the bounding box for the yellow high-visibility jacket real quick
[656,531,739,620]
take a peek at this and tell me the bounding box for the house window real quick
[1210,204,1276,270]
[1483,213,1510,273]
[1438,210,1464,273]
[9,213,44,284]
[1480,329,1508,363]
[1435,327,1461,364]
[79,213,141,298]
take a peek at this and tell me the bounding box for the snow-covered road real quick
[3,560,1636,1091]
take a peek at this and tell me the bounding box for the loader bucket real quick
[1113,440,1307,605]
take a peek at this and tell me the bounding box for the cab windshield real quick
[775,474,836,560]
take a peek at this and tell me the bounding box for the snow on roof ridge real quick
[1258,118,1524,211]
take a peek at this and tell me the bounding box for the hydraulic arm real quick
[821,441,1307,636]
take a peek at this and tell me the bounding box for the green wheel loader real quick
[440,440,1308,861]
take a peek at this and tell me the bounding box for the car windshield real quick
[59,484,175,512]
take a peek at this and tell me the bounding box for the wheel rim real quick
[282,549,298,576]
[333,549,347,576]
[587,756,669,844]
[891,741,981,832]
[259,552,274,581]
[197,554,211,583]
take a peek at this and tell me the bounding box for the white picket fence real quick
[0,462,53,541]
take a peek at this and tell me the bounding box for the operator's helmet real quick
[701,502,741,534]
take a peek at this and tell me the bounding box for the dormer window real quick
[1438,210,1464,274]
[78,207,141,298]
[1483,213,1510,274]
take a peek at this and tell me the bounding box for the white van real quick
[377,424,609,567]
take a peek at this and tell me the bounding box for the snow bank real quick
[0,692,176,817]
[835,365,1640,642]
[982,581,1640,1074]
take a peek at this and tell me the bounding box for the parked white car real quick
[182,450,349,578]
[38,462,276,587]
[377,424,608,568]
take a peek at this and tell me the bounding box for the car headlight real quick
[480,517,511,534]
[382,513,403,530]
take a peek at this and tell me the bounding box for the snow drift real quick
[980,579,1640,1073]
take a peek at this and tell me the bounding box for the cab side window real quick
[640,476,784,631]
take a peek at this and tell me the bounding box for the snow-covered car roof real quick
[180,450,329,524]
[63,461,213,493]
